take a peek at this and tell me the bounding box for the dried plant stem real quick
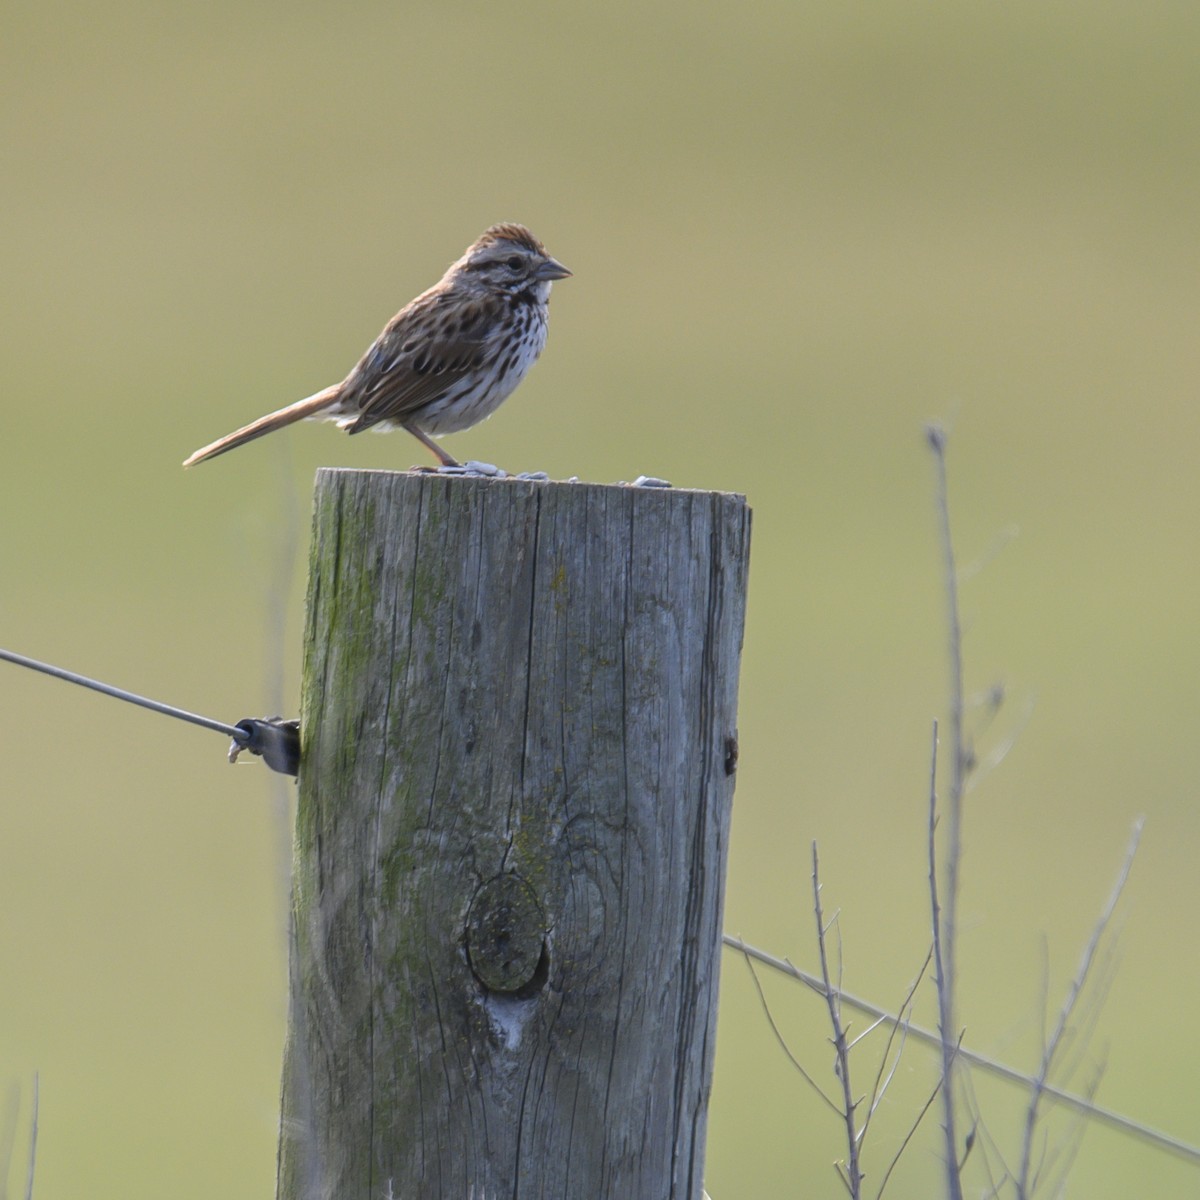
[738,952,842,1116]
[927,424,966,1200]
[725,933,1200,1167]
[0,1075,38,1200]
[864,946,932,1130]
[1015,819,1143,1198]
[24,1075,36,1200]
[811,843,863,1198]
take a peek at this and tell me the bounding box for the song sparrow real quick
[183,223,570,468]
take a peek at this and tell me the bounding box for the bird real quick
[183,223,570,469]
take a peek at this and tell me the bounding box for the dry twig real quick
[811,843,863,1197]
[1015,819,1143,1198]
[927,423,967,1200]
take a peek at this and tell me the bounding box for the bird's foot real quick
[425,462,553,482]
[434,460,507,477]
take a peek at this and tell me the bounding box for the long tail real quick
[182,384,343,467]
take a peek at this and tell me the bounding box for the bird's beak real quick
[537,257,572,281]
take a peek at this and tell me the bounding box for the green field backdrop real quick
[3,2,1200,1196]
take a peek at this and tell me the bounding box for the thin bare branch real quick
[876,1074,942,1200]
[723,934,1200,1167]
[956,522,1020,583]
[1053,954,1118,1095]
[737,946,841,1116]
[864,946,932,1128]
[813,843,864,1199]
[927,422,966,1200]
[1036,936,1050,1064]
[964,694,1036,795]
[0,1077,38,1200]
[1051,942,1119,1100]
[0,1081,17,1200]
[834,1160,853,1196]
[866,1021,910,1134]
[848,1014,890,1053]
[960,1066,1012,1194]
[1016,819,1143,1198]
[23,1076,35,1200]
[1038,1054,1106,1200]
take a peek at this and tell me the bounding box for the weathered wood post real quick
[277,469,751,1199]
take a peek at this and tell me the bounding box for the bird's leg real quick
[403,422,460,467]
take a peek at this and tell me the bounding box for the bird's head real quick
[450,223,571,303]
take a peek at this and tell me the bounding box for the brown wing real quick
[340,292,494,432]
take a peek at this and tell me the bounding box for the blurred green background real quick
[3,0,1199,1195]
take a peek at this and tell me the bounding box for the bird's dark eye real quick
[506,255,523,270]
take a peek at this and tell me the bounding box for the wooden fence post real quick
[276,469,751,1200]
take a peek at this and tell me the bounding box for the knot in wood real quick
[466,874,548,996]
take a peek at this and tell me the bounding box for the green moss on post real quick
[277,469,751,1199]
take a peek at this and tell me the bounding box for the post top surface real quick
[313,466,748,507]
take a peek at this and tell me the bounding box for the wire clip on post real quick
[229,717,301,775]
[0,647,301,777]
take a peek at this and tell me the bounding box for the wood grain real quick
[277,469,751,1200]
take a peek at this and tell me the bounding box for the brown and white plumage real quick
[183,223,570,468]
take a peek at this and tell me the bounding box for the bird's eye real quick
[505,255,523,270]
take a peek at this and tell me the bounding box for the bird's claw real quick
[430,460,504,477]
